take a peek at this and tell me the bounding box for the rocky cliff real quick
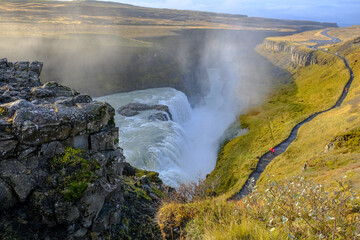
[0,58,164,239]
[261,39,318,67]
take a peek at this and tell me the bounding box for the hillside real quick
[0,0,337,99]
[158,26,360,239]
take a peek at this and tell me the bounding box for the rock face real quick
[0,58,164,239]
[261,39,318,66]
[118,102,173,120]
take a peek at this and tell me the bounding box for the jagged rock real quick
[122,162,136,176]
[0,160,35,202]
[0,59,164,240]
[261,39,319,66]
[54,202,80,224]
[0,138,17,158]
[0,178,16,211]
[40,141,65,158]
[149,112,169,121]
[90,127,119,151]
[118,102,173,120]
[12,106,71,145]
[30,87,55,98]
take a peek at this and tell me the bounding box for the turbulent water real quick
[96,88,193,186]
[96,69,246,187]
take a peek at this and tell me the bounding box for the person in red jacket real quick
[270,147,275,155]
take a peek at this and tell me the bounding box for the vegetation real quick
[158,176,360,239]
[51,147,100,201]
[159,28,360,239]
[206,42,349,198]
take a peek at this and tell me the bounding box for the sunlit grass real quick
[206,43,349,198]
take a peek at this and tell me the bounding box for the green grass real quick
[158,29,360,240]
[257,38,360,190]
[206,43,349,198]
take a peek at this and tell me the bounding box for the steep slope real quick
[157,27,360,240]
[0,59,166,239]
[206,32,350,198]
[258,34,360,190]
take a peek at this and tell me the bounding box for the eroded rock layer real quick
[0,58,164,239]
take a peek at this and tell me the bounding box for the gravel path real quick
[232,29,354,200]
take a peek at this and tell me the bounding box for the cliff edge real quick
[0,58,164,239]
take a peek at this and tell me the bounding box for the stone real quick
[14,61,29,71]
[55,202,80,224]
[42,81,76,97]
[90,128,119,151]
[122,162,136,176]
[0,58,163,239]
[149,112,169,121]
[118,102,172,120]
[40,141,65,158]
[0,178,17,211]
[12,106,71,145]
[30,87,55,98]
[0,139,17,159]
[0,58,7,69]
[74,94,92,103]
[324,142,335,152]
[29,61,43,75]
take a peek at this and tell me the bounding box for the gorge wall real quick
[261,39,319,67]
[0,59,164,239]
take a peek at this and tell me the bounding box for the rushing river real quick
[96,69,246,187]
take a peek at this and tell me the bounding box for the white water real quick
[96,88,193,186]
[96,69,246,187]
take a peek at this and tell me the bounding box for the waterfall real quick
[96,68,245,187]
[96,87,193,186]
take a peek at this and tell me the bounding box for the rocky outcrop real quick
[0,58,164,239]
[118,102,173,120]
[261,39,318,66]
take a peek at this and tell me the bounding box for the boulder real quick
[118,102,173,120]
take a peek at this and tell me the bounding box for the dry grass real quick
[0,0,334,40]
[268,28,333,42]
[329,25,360,41]
[206,43,349,199]
[257,36,360,191]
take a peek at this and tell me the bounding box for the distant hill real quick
[0,0,339,98]
[0,0,337,39]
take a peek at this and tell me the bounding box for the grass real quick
[329,26,360,41]
[206,41,349,198]
[267,28,334,43]
[157,199,288,240]
[158,176,360,239]
[156,27,360,240]
[257,36,360,190]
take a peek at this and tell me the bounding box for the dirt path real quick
[232,30,354,200]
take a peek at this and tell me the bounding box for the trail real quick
[232,29,354,199]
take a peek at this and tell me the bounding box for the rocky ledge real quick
[118,102,173,121]
[261,39,319,67]
[0,58,165,239]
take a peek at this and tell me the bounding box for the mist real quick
[0,0,292,185]
[166,29,282,182]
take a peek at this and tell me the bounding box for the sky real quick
[110,0,360,27]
